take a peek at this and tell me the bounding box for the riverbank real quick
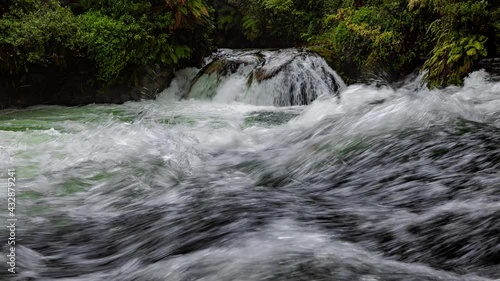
[1,60,500,279]
[0,63,174,109]
[1,0,499,108]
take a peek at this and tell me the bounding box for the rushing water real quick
[187,49,345,106]
[1,50,500,281]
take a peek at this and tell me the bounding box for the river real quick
[1,50,500,281]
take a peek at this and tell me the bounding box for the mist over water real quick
[1,50,500,281]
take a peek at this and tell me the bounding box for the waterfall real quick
[184,49,345,106]
[3,49,500,281]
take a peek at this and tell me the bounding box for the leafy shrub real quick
[307,0,497,87]
[423,35,488,88]
[0,0,213,84]
[411,0,493,87]
[0,0,77,73]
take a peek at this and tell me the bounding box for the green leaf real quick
[466,48,476,57]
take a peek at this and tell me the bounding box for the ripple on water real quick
[0,70,500,280]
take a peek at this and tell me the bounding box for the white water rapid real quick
[0,50,500,281]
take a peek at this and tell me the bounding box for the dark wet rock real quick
[0,63,174,109]
[186,49,344,106]
[187,52,264,96]
[253,52,301,82]
[477,58,500,80]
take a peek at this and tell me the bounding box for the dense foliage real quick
[214,0,324,47]
[413,0,498,87]
[216,0,499,86]
[0,0,499,97]
[0,0,213,84]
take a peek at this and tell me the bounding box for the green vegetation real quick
[215,0,324,46]
[215,0,499,87]
[413,0,494,88]
[1,0,499,103]
[0,0,213,84]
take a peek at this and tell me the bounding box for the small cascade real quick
[4,58,500,280]
[184,49,345,106]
